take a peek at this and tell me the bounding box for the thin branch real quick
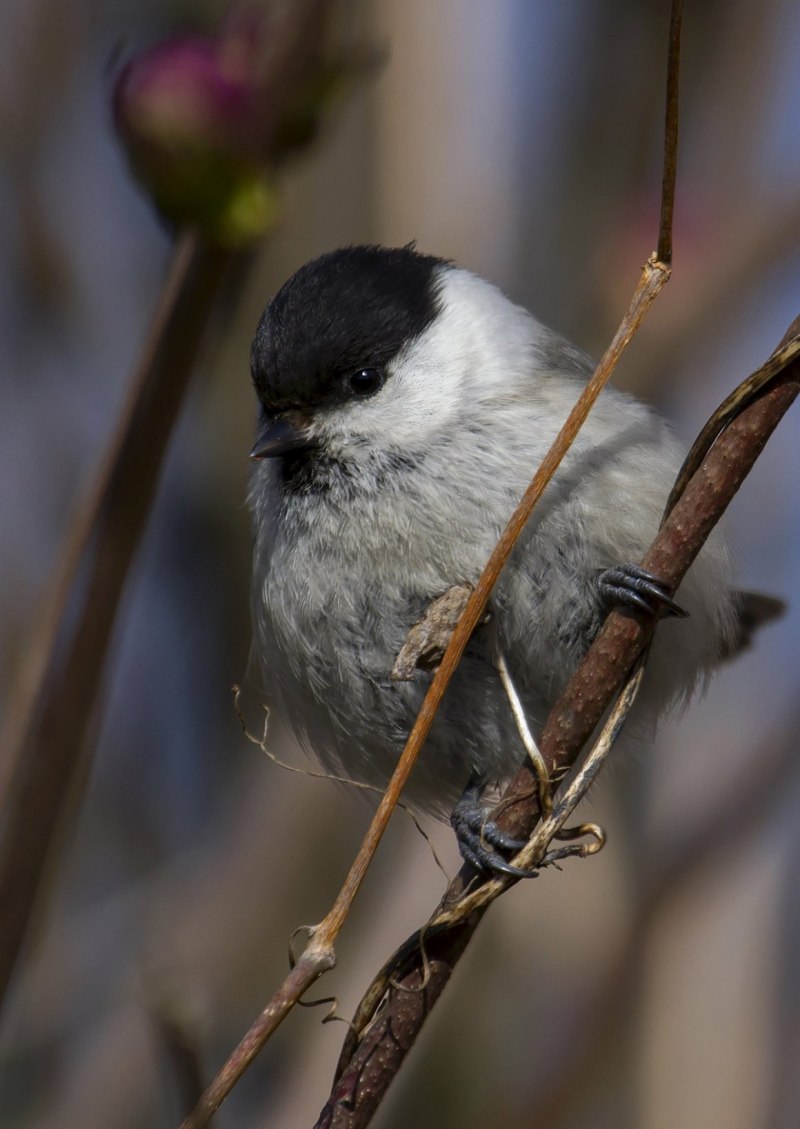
[310,255,670,945]
[665,332,800,515]
[658,0,682,264]
[317,316,800,1127]
[179,9,686,1124]
[178,259,674,1129]
[301,0,685,960]
[179,958,336,1129]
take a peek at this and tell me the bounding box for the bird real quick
[247,243,780,873]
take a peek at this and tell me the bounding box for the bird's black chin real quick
[279,445,345,496]
[276,441,425,499]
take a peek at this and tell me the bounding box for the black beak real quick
[250,416,313,459]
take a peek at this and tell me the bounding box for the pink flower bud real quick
[113,30,274,243]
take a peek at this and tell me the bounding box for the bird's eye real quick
[348,367,384,396]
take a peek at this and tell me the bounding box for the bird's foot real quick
[598,563,688,619]
[450,776,538,879]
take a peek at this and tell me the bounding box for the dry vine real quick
[180,4,686,1126]
[317,315,800,1127]
[172,3,799,1126]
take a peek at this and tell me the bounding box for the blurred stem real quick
[657,0,682,263]
[0,232,235,1008]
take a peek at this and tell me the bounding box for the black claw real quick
[598,563,688,619]
[451,776,537,879]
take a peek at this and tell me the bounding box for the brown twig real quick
[317,316,800,1129]
[300,0,684,959]
[178,7,685,1125]
[178,210,673,1129]
[178,958,337,1129]
[309,253,670,943]
[657,0,682,264]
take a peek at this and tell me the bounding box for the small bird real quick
[248,244,779,873]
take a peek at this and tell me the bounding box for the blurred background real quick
[2,1,800,1127]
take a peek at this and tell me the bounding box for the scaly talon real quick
[451,775,538,879]
[598,563,688,619]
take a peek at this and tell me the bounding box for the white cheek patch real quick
[315,266,543,453]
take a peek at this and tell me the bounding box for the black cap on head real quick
[250,244,448,412]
